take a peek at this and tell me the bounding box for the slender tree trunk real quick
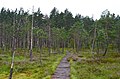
[27,31,30,50]
[91,27,96,54]
[9,52,15,79]
[37,38,42,64]
[9,34,16,78]
[74,38,75,50]
[103,24,109,56]
[103,39,109,56]
[9,15,16,79]
[96,40,100,54]
[23,36,26,49]
[103,47,108,56]
[117,31,120,53]
[1,39,5,54]
[9,46,15,79]
[62,41,64,53]
[30,6,34,61]
[76,38,80,53]
[57,40,60,53]
[117,40,120,53]
[48,25,51,56]
[1,23,5,54]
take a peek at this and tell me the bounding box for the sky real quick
[0,0,120,19]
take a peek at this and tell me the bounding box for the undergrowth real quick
[70,51,120,79]
[0,49,65,79]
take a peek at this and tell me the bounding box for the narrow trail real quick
[52,52,70,79]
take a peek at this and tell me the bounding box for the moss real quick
[0,57,2,60]
[70,50,120,79]
[0,49,65,79]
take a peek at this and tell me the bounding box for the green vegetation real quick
[0,6,120,79]
[0,49,65,79]
[70,51,120,79]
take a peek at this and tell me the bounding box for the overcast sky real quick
[0,0,120,19]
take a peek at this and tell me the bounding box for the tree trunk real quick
[103,37,109,56]
[9,37,16,78]
[30,6,34,61]
[96,40,100,54]
[62,41,65,53]
[48,25,51,56]
[1,23,5,54]
[37,38,42,64]
[9,50,15,79]
[91,27,96,54]
[103,47,108,56]
[117,32,120,53]
[9,17,16,79]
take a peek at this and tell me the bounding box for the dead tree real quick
[9,40,15,79]
[9,13,16,79]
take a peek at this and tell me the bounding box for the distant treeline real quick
[0,7,120,55]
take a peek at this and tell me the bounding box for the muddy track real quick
[52,52,70,79]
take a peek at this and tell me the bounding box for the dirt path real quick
[52,52,70,79]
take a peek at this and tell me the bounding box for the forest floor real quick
[0,49,65,79]
[0,49,120,79]
[69,50,120,79]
